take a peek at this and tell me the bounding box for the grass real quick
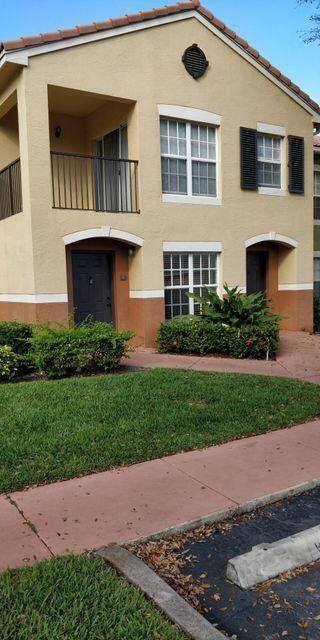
[0,368,319,493]
[0,554,185,640]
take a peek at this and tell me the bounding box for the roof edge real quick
[0,0,319,114]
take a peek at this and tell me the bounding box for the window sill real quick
[162,194,222,206]
[258,187,287,197]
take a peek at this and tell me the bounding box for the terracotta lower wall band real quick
[0,291,312,346]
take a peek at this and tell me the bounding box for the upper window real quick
[160,119,217,197]
[257,134,281,188]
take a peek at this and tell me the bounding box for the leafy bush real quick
[0,345,19,382]
[157,317,279,359]
[314,297,320,333]
[31,322,133,379]
[0,321,34,374]
[188,283,280,327]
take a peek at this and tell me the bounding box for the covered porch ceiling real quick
[48,85,135,118]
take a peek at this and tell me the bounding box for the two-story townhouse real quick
[314,133,320,295]
[0,0,319,347]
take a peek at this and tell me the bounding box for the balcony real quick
[51,152,139,214]
[0,159,22,221]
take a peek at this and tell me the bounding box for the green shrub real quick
[188,283,280,327]
[0,345,19,382]
[157,317,279,360]
[0,321,34,374]
[31,322,134,379]
[314,297,320,333]
[0,321,33,353]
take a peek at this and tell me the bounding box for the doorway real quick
[93,124,129,212]
[72,251,114,324]
[246,251,267,295]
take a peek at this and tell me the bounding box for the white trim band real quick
[0,293,68,303]
[163,241,222,252]
[129,290,164,299]
[257,122,286,137]
[245,232,298,248]
[162,194,221,206]
[278,283,313,291]
[63,227,144,247]
[258,187,287,197]
[158,104,222,126]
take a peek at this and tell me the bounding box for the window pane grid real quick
[161,118,217,198]
[257,134,281,188]
[164,252,218,320]
[314,171,320,197]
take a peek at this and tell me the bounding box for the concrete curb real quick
[94,544,226,640]
[125,476,320,546]
[226,524,320,589]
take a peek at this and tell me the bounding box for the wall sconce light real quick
[55,125,62,139]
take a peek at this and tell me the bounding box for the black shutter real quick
[240,127,258,190]
[288,135,304,194]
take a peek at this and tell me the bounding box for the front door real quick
[246,251,267,295]
[72,252,113,324]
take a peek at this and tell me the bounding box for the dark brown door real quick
[72,252,113,324]
[246,251,267,295]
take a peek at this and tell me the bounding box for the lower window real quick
[163,252,218,320]
[314,257,320,296]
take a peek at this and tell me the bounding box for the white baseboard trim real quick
[0,294,68,303]
[278,283,313,291]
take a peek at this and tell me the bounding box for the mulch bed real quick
[130,488,320,640]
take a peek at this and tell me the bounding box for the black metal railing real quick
[51,152,139,213]
[0,159,22,221]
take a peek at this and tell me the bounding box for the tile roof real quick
[1,0,319,113]
[314,134,320,147]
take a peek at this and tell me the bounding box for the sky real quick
[1,0,319,102]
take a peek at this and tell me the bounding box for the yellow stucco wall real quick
[0,14,315,298]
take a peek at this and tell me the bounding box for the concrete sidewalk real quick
[1,419,320,573]
[122,331,320,384]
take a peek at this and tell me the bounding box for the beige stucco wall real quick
[0,14,315,299]
[0,104,20,171]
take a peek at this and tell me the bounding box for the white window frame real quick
[314,167,320,197]
[315,166,320,228]
[314,254,320,295]
[163,250,221,320]
[256,123,286,196]
[158,105,221,206]
[314,164,320,292]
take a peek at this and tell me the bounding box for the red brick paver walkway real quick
[122,331,320,384]
[1,419,320,573]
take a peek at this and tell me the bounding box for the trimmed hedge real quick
[157,318,279,360]
[0,321,34,374]
[31,322,133,379]
[0,345,19,382]
[0,321,33,354]
[314,297,320,333]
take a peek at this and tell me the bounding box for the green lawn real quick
[0,369,319,493]
[0,554,184,640]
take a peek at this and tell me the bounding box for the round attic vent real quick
[182,44,208,79]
